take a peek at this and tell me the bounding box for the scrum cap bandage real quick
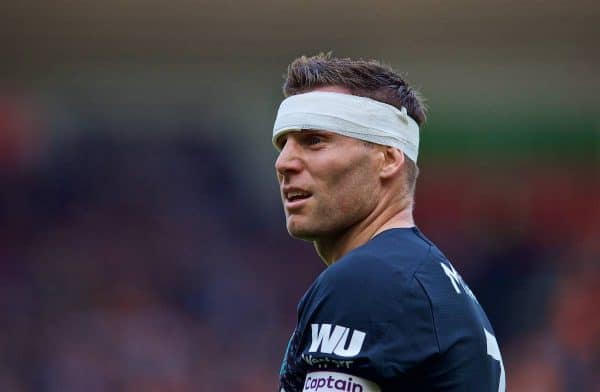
[272,91,420,162]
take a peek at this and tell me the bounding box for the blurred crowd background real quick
[1,1,599,391]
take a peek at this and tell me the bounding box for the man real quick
[272,54,505,392]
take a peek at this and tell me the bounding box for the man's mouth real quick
[283,189,312,209]
[286,190,311,202]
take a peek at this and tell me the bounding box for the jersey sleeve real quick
[294,251,439,386]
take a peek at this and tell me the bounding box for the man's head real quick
[273,53,427,244]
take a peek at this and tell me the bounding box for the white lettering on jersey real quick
[440,262,461,293]
[440,262,479,303]
[309,324,366,358]
[485,328,506,392]
[303,371,381,392]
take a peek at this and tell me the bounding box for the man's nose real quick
[275,137,303,177]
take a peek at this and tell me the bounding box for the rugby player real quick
[272,54,505,392]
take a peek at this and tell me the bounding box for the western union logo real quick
[309,324,366,358]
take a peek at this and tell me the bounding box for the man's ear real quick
[380,147,405,180]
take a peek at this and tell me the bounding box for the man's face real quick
[275,127,381,241]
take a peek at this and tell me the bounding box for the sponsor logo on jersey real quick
[309,324,366,357]
[303,371,380,392]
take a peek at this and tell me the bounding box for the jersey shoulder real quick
[308,227,495,355]
[286,228,504,391]
[295,228,441,380]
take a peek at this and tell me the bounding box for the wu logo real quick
[309,324,366,357]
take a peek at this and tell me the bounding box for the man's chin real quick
[289,231,319,242]
[286,221,319,242]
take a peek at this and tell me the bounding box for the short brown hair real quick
[283,53,426,198]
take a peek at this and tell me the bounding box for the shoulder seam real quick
[413,246,442,353]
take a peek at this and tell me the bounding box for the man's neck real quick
[315,203,414,266]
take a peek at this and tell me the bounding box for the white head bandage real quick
[272,91,420,162]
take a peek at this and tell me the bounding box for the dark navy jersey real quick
[279,227,505,392]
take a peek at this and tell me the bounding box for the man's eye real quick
[307,136,322,145]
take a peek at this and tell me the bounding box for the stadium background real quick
[1,1,598,390]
